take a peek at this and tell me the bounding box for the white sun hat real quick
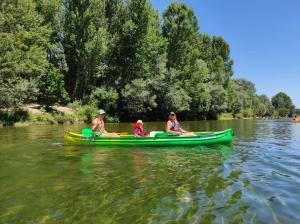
[98,109,106,115]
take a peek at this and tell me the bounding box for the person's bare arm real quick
[91,119,98,131]
[166,121,181,134]
[180,128,188,133]
[101,122,107,133]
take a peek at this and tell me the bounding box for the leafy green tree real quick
[226,80,243,115]
[211,36,234,82]
[37,70,69,106]
[0,78,38,109]
[35,0,69,106]
[0,0,67,108]
[104,0,167,117]
[225,79,275,118]
[162,2,199,72]
[162,3,211,116]
[63,0,108,99]
[234,79,256,96]
[184,61,210,114]
[87,87,118,111]
[271,92,293,109]
[199,35,234,85]
[233,79,256,109]
[162,69,192,112]
[253,95,274,117]
[122,79,158,114]
[271,92,294,117]
[0,0,289,122]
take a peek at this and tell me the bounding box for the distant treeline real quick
[0,0,296,121]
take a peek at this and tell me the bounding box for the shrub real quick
[75,104,98,123]
[68,100,82,111]
[272,110,279,119]
[105,115,119,123]
[54,112,78,124]
[218,113,233,120]
[88,87,118,111]
[234,113,243,119]
[29,113,56,124]
[242,108,254,118]
[277,108,290,117]
[0,108,29,126]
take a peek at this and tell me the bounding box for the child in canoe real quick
[133,120,148,137]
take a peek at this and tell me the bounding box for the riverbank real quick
[0,105,283,128]
[0,104,119,127]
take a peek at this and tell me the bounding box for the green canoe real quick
[64,129,234,146]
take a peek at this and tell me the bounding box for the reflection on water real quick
[0,120,300,223]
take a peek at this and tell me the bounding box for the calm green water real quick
[1,120,300,223]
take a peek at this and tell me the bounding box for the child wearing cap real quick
[133,120,147,137]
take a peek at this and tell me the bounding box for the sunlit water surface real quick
[0,120,300,223]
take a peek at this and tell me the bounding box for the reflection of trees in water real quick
[271,121,292,143]
[42,145,253,223]
[3,121,298,223]
[146,146,247,223]
[0,122,250,223]
[5,144,246,223]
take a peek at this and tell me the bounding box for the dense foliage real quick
[0,0,295,120]
[271,92,294,117]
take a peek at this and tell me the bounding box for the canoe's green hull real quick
[64,129,234,147]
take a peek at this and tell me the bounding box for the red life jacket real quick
[132,123,146,137]
[133,127,146,137]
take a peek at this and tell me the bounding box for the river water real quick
[0,120,300,223]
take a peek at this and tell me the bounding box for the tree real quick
[63,0,108,99]
[271,92,294,117]
[35,0,69,106]
[253,95,274,117]
[0,0,67,108]
[87,86,118,111]
[0,0,290,122]
[162,2,199,72]
[226,80,243,115]
[199,35,234,84]
[104,0,167,118]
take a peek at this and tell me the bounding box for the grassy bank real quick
[0,104,119,127]
[217,113,234,120]
[0,105,288,127]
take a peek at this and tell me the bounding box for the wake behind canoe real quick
[64,129,234,146]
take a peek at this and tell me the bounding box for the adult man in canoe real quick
[166,112,195,137]
[91,109,120,137]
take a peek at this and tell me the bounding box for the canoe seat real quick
[82,129,93,137]
[149,131,163,137]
